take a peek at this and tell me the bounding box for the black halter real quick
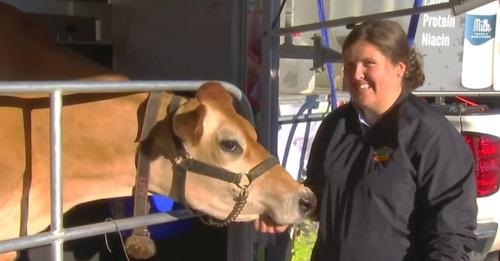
[169,95,280,227]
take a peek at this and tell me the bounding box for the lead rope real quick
[124,92,164,260]
[20,106,32,237]
[18,105,32,260]
[104,218,130,261]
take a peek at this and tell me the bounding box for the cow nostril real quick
[299,197,316,216]
[298,187,317,217]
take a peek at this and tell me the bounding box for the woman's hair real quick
[342,20,425,90]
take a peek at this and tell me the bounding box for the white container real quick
[279,34,316,94]
[461,1,498,89]
[279,58,316,94]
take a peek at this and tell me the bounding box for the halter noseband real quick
[173,153,279,227]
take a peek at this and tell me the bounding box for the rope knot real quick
[125,234,156,259]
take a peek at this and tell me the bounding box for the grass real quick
[291,220,318,261]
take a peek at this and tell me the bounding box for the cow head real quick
[166,82,316,225]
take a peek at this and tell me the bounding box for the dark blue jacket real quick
[305,91,477,261]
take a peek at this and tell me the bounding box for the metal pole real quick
[50,90,63,261]
[0,210,194,253]
[258,1,283,261]
[0,81,243,100]
[271,2,454,36]
[260,0,280,156]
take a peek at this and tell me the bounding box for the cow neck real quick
[12,91,137,240]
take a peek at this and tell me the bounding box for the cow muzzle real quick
[298,186,317,218]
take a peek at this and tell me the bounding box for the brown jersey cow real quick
[0,3,316,260]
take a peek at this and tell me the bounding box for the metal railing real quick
[0,80,252,260]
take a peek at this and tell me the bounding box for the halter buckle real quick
[174,153,192,164]
[174,156,184,165]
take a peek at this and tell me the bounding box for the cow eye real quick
[220,139,242,154]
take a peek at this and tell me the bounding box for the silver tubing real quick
[50,90,64,261]
[271,2,453,36]
[0,210,194,253]
[0,80,254,127]
[0,80,243,100]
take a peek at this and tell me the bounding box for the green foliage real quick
[291,221,318,261]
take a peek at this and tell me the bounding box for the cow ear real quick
[196,81,233,108]
[172,104,205,144]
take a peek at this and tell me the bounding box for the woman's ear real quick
[397,61,407,79]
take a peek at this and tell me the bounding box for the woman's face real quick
[343,41,406,115]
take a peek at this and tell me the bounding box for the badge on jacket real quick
[373,146,393,165]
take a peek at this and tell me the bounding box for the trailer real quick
[0,0,498,260]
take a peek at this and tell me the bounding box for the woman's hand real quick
[253,217,290,234]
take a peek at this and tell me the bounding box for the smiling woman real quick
[303,19,477,261]
[253,19,478,261]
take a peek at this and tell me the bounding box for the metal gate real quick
[0,80,253,261]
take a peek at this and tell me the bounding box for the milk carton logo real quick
[465,15,496,45]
